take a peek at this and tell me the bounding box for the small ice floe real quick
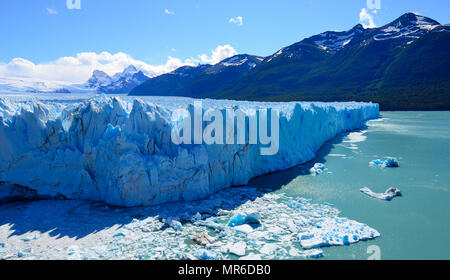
[298,217,380,249]
[239,254,262,260]
[225,241,247,257]
[233,224,254,234]
[195,249,219,260]
[361,187,402,201]
[165,217,183,231]
[228,212,261,227]
[191,212,202,222]
[259,243,278,256]
[310,163,327,176]
[328,154,347,158]
[370,158,399,168]
[193,232,215,246]
[344,131,367,144]
[288,247,300,257]
[181,253,198,260]
[286,219,298,233]
[195,217,225,232]
[302,249,324,259]
[21,233,41,242]
[247,231,268,240]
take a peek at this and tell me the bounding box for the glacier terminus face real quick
[0,95,379,207]
[170,100,280,156]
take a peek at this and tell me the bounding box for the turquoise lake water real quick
[247,111,450,260]
[1,111,449,260]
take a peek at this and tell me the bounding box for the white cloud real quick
[194,45,238,65]
[359,8,376,28]
[0,45,238,84]
[229,16,243,26]
[0,53,192,84]
[164,9,175,15]
[46,8,58,15]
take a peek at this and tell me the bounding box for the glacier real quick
[0,95,379,207]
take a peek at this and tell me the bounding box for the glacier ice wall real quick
[0,96,379,206]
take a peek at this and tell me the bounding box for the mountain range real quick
[0,65,149,94]
[130,13,450,110]
[85,65,149,94]
[130,54,264,99]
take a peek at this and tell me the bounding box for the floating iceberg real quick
[298,217,380,249]
[195,218,225,232]
[384,158,400,168]
[233,224,255,234]
[228,212,261,227]
[361,187,402,201]
[193,232,215,246]
[195,249,219,260]
[310,163,327,176]
[226,241,247,256]
[370,158,399,168]
[165,217,183,231]
[0,96,379,206]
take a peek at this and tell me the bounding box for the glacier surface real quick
[0,95,379,206]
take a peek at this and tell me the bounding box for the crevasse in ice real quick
[0,96,379,206]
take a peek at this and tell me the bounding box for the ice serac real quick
[0,96,379,206]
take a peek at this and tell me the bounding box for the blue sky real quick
[0,0,449,82]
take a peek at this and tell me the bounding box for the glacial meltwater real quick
[247,111,450,259]
[0,111,449,260]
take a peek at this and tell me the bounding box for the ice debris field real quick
[0,95,379,207]
[0,186,380,260]
[0,94,381,260]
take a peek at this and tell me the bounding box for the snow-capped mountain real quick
[86,70,113,89]
[206,54,264,73]
[171,65,211,77]
[0,65,150,95]
[131,13,450,110]
[130,54,264,97]
[84,65,150,94]
[220,13,450,110]
[307,24,366,52]
[264,24,366,63]
[371,13,442,43]
[112,65,139,80]
[265,13,448,63]
[166,55,263,77]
